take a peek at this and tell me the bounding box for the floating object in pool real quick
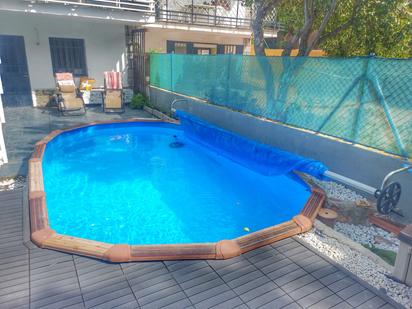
[243,227,250,232]
[169,135,184,148]
[110,135,123,141]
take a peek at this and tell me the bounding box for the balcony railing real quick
[35,0,155,13]
[155,0,280,30]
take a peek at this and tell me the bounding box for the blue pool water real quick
[43,122,311,245]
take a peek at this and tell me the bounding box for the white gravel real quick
[298,228,412,308]
[334,222,399,252]
[312,177,369,202]
[0,176,25,192]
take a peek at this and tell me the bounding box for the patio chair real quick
[103,71,124,113]
[55,73,86,116]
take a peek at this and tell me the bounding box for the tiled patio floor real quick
[0,189,402,309]
[0,105,154,177]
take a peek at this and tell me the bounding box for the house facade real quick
[0,0,279,106]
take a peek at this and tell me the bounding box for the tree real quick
[251,0,281,56]
[252,0,412,58]
[321,0,412,58]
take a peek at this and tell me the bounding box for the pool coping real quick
[28,118,326,262]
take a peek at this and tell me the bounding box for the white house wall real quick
[0,11,128,89]
[145,28,247,53]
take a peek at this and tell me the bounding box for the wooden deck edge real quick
[368,214,406,236]
[29,119,326,262]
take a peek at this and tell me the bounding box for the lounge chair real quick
[55,73,86,116]
[103,71,124,113]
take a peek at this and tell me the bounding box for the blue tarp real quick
[176,110,327,178]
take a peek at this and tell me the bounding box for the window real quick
[49,38,87,77]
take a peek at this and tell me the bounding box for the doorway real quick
[0,35,32,106]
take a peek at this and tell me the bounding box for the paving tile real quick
[273,268,309,286]
[194,290,239,309]
[345,289,376,307]
[237,280,278,303]
[356,295,386,308]
[330,301,354,309]
[246,287,285,308]
[319,271,347,286]
[282,273,317,293]
[308,294,344,309]
[289,280,325,301]
[209,296,244,309]
[264,261,300,280]
[336,283,366,300]
[297,287,334,308]
[256,294,296,309]
[328,277,357,293]
[232,275,272,296]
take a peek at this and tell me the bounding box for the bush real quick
[130,93,148,110]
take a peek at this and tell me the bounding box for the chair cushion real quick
[105,90,122,109]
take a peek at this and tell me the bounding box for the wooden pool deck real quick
[0,189,402,309]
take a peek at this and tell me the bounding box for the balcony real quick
[155,0,280,30]
[27,0,155,13]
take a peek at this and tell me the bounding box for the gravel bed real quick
[334,222,399,252]
[298,228,411,308]
[312,177,369,202]
[0,176,25,192]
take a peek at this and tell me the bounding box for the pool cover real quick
[176,110,327,178]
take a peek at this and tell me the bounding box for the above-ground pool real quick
[29,117,326,262]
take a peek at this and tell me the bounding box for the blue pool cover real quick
[176,110,327,178]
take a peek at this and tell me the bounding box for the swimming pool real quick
[29,117,326,262]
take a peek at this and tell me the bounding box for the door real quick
[0,35,32,106]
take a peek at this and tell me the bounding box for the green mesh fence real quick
[150,54,412,158]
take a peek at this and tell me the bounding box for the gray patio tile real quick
[282,273,317,293]
[225,268,264,289]
[137,284,184,306]
[273,268,309,286]
[194,290,239,309]
[237,280,278,303]
[189,283,232,304]
[307,294,344,309]
[355,295,386,308]
[330,301,354,309]
[319,271,347,286]
[246,287,285,308]
[232,275,272,296]
[178,271,221,291]
[209,296,244,309]
[378,303,397,309]
[161,298,193,309]
[266,262,301,280]
[258,294,296,309]
[336,283,366,300]
[328,277,357,293]
[282,302,303,309]
[311,265,340,279]
[183,277,224,297]
[90,293,138,309]
[296,286,334,308]
[345,289,376,307]
[288,280,325,301]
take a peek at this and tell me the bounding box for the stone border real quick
[29,119,326,262]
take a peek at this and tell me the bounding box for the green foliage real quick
[321,0,411,58]
[362,244,397,266]
[130,93,149,110]
[275,0,411,58]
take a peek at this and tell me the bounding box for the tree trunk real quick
[252,0,268,56]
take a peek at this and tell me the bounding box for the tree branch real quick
[318,0,361,44]
[305,0,337,55]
